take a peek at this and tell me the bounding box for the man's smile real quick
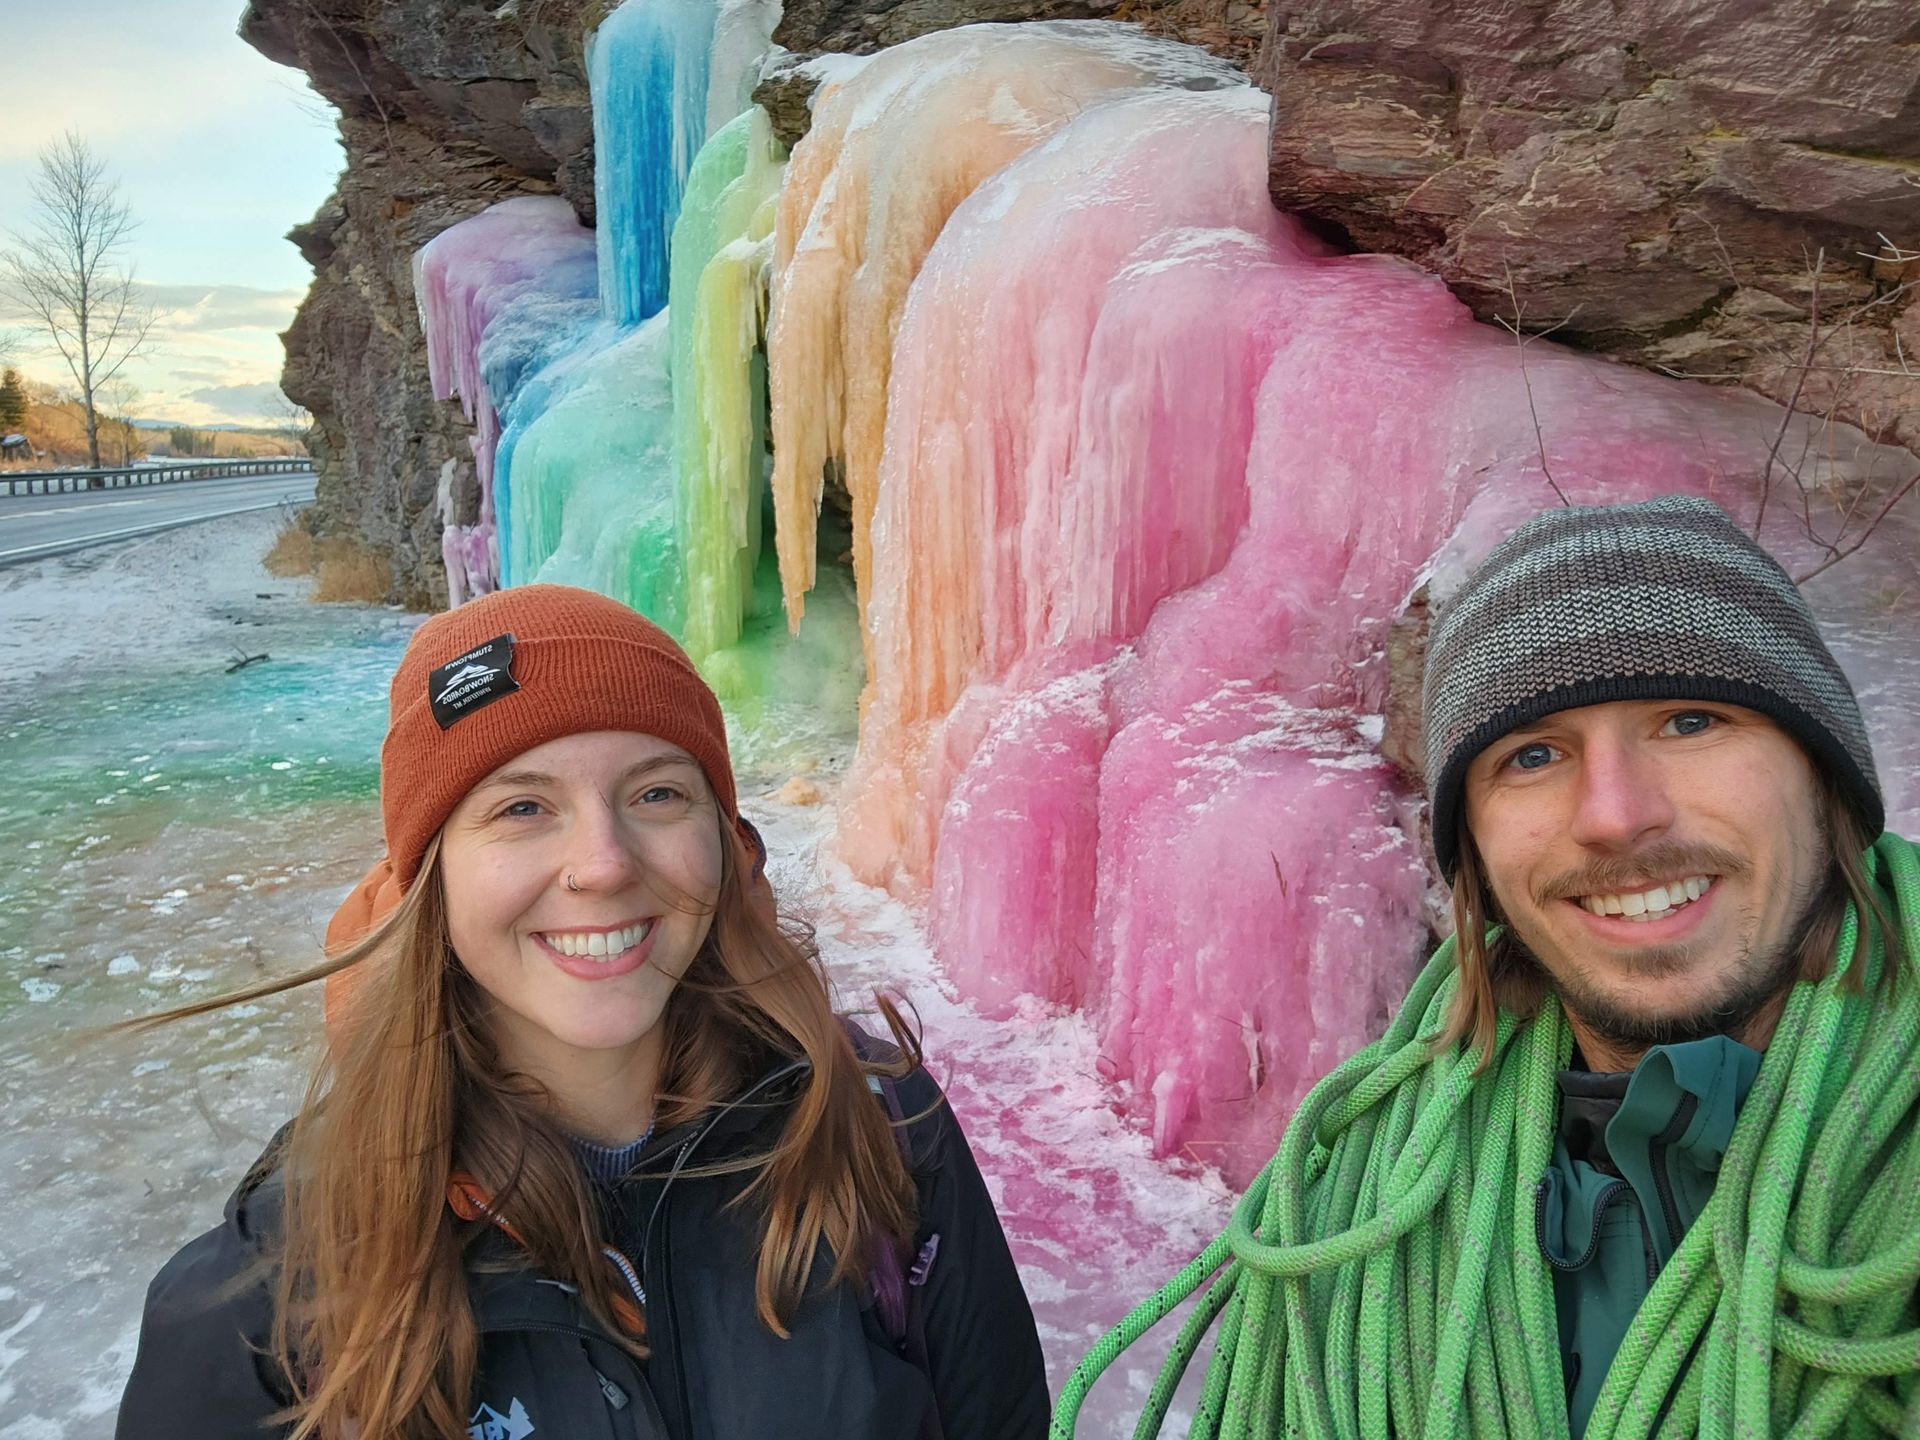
[1571,874,1717,921]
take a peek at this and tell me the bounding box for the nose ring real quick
[565,873,581,893]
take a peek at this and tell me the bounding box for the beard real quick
[1536,921,1805,1055]
[1500,833,1834,1061]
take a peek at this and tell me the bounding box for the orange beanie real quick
[380,583,744,886]
[324,585,762,1013]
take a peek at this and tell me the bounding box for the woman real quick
[116,584,1049,1440]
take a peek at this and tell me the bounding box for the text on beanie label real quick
[430,634,521,730]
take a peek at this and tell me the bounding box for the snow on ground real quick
[3,507,313,689]
[762,803,1239,1434]
[0,512,1235,1437]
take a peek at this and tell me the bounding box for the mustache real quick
[1536,840,1749,903]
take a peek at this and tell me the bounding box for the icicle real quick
[484,293,602,588]
[657,110,863,743]
[835,74,1916,1183]
[501,316,685,626]
[412,196,597,601]
[838,87,1303,891]
[670,107,785,662]
[708,0,783,138]
[766,21,1245,639]
[588,0,775,326]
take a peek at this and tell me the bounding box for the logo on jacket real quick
[468,1398,535,1440]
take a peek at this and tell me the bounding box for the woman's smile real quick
[532,916,659,979]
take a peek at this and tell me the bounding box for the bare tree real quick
[0,133,159,470]
[1749,245,1920,584]
[261,386,313,456]
[97,376,144,466]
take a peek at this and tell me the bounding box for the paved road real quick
[0,469,317,568]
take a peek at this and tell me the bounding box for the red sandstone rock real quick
[1258,0,1920,458]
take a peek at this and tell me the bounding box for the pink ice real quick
[833,77,1920,1185]
[413,196,597,601]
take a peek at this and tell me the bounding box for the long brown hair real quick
[126,822,920,1440]
[1439,767,1897,1068]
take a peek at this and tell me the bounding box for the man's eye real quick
[1665,711,1716,737]
[1507,742,1556,772]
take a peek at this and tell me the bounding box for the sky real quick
[0,0,344,426]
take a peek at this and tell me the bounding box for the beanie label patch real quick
[429,634,520,730]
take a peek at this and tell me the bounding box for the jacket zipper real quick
[1534,1175,1633,1270]
[625,1060,812,1434]
[662,1200,695,1432]
[580,1339,631,1410]
[1637,1208,1659,1286]
[1648,1093,1699,1261]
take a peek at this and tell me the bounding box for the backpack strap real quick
[844,1021,947,1440]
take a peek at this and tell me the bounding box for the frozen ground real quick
[0,512,1233,1438]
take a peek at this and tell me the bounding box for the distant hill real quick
[131,418,282,434]
[0,378,305,467]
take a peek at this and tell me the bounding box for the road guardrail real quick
[1,458,315,497]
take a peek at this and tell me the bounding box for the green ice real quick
[506,316,687,633]
[670,107,785,665]
[666,109,862,747]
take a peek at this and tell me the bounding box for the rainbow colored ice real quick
[411,7,1920,1181]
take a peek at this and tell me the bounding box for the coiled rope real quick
[1054,833,1920,1439]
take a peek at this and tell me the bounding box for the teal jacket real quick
[1536,1036,1762,1434]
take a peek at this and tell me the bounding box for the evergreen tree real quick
[0,369,26,434]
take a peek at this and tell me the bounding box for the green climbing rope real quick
[1054,833,1920,1439]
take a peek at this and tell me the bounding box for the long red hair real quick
[128,822,920,1440]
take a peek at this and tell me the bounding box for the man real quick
[1057,495,1917,1437]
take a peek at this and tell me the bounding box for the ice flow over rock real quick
[783,28,1918,1183]
[411,18,1920,1185]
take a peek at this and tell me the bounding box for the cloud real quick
[5,281,305,336]
[170,367,234,386]
[137,282,306,333]
[4,317,293,426]
[186,381,288,417]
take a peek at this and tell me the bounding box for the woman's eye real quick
[1506,742,1557,772]
[1664,711,1716,737]
[638,785,682,805]
[498,799,543,819]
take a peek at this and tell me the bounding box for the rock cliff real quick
[1256,0,1920,458]
[773,0,1264,61]
[240,0,605,606]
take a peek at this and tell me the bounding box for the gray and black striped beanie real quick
[1423,495,1882,880]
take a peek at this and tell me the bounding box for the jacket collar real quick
[1553,1033,1762,1178]
[1539,1033,1762,1272]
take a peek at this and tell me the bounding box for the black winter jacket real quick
[115,1054,1049,1440]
